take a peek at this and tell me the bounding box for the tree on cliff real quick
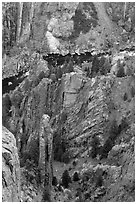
[61,170,71,188]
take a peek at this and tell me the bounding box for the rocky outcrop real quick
[78,126,135,202]
[2,56,135,202]
[2,2,135,202]
[39,114,53,201]
[3,2,135,62]
[2,51,134,201]
[103,138,135,201]
[4,50,134,160]
[63,74,111,157]
[28,2,134,54]
[2,126,21,202]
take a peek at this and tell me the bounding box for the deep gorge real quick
[2,2,135,202]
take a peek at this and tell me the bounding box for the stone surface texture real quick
[2,2,135,202]
[2,126,21,202]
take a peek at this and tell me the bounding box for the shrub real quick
[53,132,69,163]
[61,170,71,188]
[123,92,128,101]
[42,188,51,202]
[56,67,62,79]
[52,176,58,186]
[73,172,80,182]
[38,71,46,80]
[61,111,68,123]
[50,73,56,82]
[117,66,125,77]
[84,192,91,200]
[61,151,70,164]
[22,78,31,92]
[96,175,103,187]
[36,168,41,185]
[57,183,63,192]
[92,55,100,74]
[72,159,78,167]
[2,94,11,111]
[131,86,135,98]
[90,136,101,158]
[20,151,32,167]
[100,120,119,159]
[11,90,23,108]
[27,138,39,165]
[2,94,11,126]
[99,56,106,75]
[109,119,119,136]
[20,138,39,166]
[118,117,129,133]
[55,148,64,162]
[31,76,40,87]
[117,60,125,77]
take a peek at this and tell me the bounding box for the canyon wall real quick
[2,127,21,202]
[2,2,135,202]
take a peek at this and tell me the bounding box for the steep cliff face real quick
[2,2,135,202]
[77,121,135,202]
[3,53,134,163]
[3,52,134,201]
[28,2,135,54]
[2,2,134,82]
[2,126,21,202]
[3,2,134,59]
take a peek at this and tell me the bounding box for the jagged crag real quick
[2,2,135,202]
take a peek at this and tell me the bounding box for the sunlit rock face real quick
[2,2,135,80]
[30,2,134,54]
[2,126,21,202]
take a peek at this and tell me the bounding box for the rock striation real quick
[2,2,135,202]
[2,126,21,202]
[2,53,135,202]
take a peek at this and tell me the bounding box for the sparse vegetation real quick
[118,117,129,133]
[53,130,70,163]
[90,135,101,158]
[61,151,71,164]
[100,120,119,159]
[100,118,129,159]
[72,159,78,167]
[10,90,23,108]
[20,138,39,166]
[2,2,135,202]
[42,188,51,201]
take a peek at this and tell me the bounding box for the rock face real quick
[28,2,134,54]
[3,2,134,59]
[2,2,135,202]
[4,66,133,162]
[79,129,135,202]
[3,51,135,160]
[39,114,53,201]
[2,57,135,201]
[2,126,21,202]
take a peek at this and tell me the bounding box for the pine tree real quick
[61,170,71,188]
